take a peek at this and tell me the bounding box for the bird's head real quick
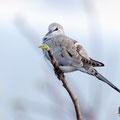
[43,23,65,40]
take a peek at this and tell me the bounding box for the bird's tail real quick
[95,72,120,93]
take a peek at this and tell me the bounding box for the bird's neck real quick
[43,33,65,41]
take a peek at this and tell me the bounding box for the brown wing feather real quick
[81,57,104,67]
[90,58,104,67]
[74,41,104,67]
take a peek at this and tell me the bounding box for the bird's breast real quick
[59,65,77,73]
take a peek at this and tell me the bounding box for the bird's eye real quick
[54,28,58,31]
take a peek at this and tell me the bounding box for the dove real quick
[41,23,120,93]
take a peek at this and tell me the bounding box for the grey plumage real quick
[42,22,120,93]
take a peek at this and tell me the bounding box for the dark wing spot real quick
[82,57,93,66]
[86,59,89,64]
[92,62,95,66]
[61,54,64,58]
[60,44,62,47]
[67,50,73,57]
[82,58,85,62]
[90,58,105,67]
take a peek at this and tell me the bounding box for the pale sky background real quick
[0,0,120,120]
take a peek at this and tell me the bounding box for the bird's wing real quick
[43,36,104,67]
[71,40,104,67]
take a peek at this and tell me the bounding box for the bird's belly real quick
[59,66,77,73]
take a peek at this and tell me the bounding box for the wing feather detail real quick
[73,41,104,67]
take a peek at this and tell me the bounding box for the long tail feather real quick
[95,72,120,93]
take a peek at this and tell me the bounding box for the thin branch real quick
[40,44,82,120]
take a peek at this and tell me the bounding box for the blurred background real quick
[0,0,120,120]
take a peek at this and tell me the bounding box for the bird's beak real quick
[45,31,52,36]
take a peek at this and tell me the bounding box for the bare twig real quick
[39,44,82,120]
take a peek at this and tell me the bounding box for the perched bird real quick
[42,23,120,93]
